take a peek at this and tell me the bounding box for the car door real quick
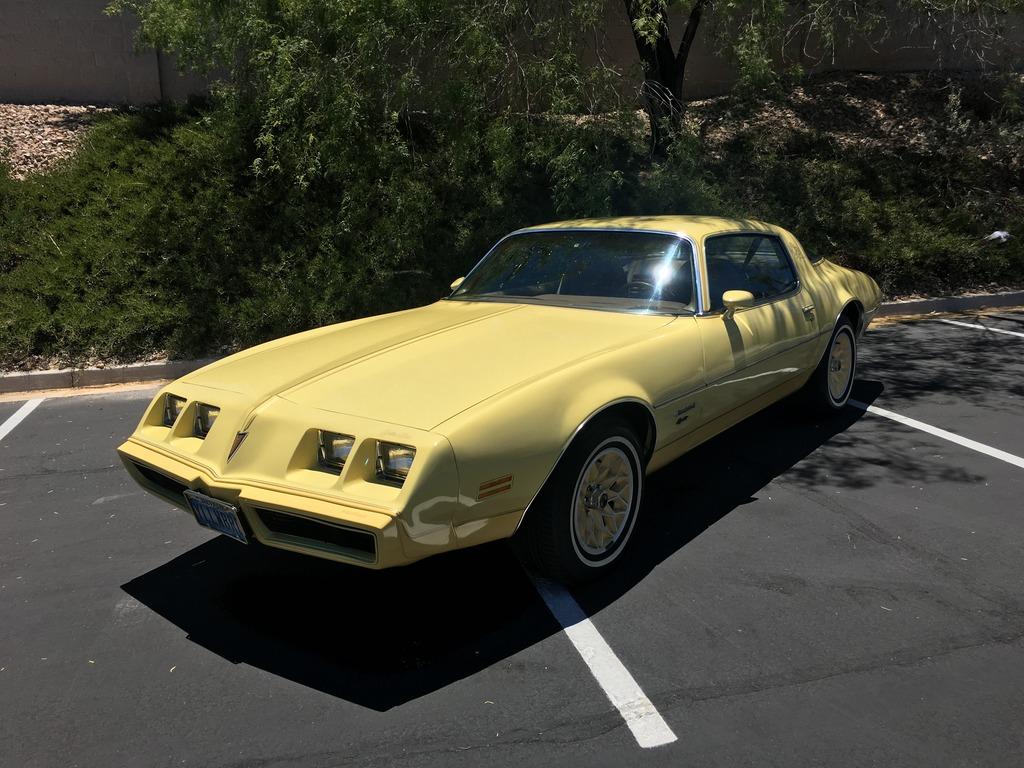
[695,232,820,424]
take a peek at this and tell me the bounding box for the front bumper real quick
[119,438,417,568]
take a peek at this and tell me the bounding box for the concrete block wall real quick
[0,1,1020,105]
[0,0,202,104]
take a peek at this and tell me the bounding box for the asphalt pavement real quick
[2,312,1023,768]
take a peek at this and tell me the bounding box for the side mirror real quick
[722,289,755,318]
[450,276,465,292]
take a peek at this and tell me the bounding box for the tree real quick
[623,0,708,154]
[623,0,1024,154]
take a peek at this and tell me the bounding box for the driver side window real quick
[705,234,798,311]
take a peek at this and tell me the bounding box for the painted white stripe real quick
[531,576,677,749]
[849,400,1024,470]
[938,318,1024,339]
[0,398,45,443]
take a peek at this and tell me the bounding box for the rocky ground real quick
[0,104,110,178]
[686,71,1024,177]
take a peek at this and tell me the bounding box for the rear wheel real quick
[804,319,857,413]
[515,418,643,584]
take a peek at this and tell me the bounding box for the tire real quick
[804,318,857,413]
[515,417,643,585]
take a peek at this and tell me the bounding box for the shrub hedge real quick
[1,77,1022,370]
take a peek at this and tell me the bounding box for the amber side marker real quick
[477,474,513,500]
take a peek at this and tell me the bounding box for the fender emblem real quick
[675,403,695,425]
[478,474,513,500]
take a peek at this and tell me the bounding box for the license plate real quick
[183,490,248,544]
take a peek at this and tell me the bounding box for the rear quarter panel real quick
[780,229,882,339]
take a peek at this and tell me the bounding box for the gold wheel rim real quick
[828,331,854,402]
[572,445,635,557]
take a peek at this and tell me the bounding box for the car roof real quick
[519,215,786,241]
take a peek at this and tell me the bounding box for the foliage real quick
[623,0,1022,155]
[0,0,1021,370]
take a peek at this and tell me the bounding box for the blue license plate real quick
[183,490,248,544]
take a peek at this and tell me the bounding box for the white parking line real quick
[849,400,1024,470]
[531,576,677,749]
[0,398,45,443]
[938,319,1024,339]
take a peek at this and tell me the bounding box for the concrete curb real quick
[875,289,1024,317]
[0,358,219,395]
[2,290,1022,395]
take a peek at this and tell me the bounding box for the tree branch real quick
[623,0,676,83]
[673,0,710,99]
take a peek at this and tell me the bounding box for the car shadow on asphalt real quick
[122,380,886,711]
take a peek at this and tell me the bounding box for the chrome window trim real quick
[443,295,691,318]
[697,230,803,316]
[446,227,704,316]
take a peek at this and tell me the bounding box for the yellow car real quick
[118,216,881,583]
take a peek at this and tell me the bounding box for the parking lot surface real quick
[2,312,1023,767]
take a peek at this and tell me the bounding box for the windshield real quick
[449,230,696,314]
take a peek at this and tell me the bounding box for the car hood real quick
[183,300,675,430]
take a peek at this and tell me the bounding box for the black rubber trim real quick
[254,507,377,562]
[133,462,189,498]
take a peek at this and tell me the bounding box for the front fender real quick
[447,375,653,519]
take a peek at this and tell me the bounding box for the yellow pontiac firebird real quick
[119,216,881,583]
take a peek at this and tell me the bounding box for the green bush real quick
[2,72,1022,369]
[0,106,652,368]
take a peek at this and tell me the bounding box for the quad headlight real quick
[318,430,355,472]
[376,442,416,484]
[194,403,220,437]
[163,394,187,426]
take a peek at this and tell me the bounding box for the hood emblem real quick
[228,413,259,461]
[227,431,249,461]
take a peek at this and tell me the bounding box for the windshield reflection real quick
[448,230,696,315]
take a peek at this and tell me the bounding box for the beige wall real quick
[0,0,203,104]
[603,4,1023,99]
[0,1,1019,105]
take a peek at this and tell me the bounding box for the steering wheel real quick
[626,280,655,298]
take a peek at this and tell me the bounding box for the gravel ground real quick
[686,71,1024,178]
[0,104,109,178]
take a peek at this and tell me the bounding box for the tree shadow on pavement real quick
[860,320,1024,404]
[121,375,985,710]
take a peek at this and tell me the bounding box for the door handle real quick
[802,304,816,320]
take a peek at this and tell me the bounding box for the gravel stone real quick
[0,104,110,179]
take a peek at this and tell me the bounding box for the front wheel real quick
[515,418,643,585]
[804,319,857,413]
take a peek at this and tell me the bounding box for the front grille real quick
[255,507,376,562]
[133,462,189,499]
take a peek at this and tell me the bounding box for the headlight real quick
[318,431,355,472]
[163,394,186,426]
[194,403,220,437]
[376,442,416,484]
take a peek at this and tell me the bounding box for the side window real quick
[705,234,799,311]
